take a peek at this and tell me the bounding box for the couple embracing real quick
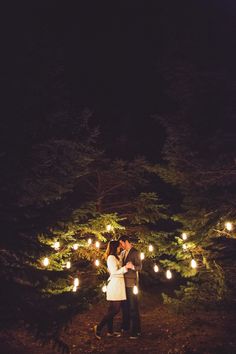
[94,235,142,340]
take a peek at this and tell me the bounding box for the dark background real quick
[2,1,236,161]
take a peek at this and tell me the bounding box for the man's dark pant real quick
[121,287,141,335]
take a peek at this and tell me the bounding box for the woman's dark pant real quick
[121,287,141,335]
[97,301,121,333]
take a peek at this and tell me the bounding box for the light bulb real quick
[74,278,79,287]
[106,224,112,232]
[181,232,187,240]
[166,270,172,279]
[72,285,77,292]
[87,238,92,245]
[140,252,145,260]
[148,244,154,252]
[42,257,49,267]
[53,241,60,250]
[95,241,100,249]
[190,259,197,269]
[102,285,107,293]
[95,259,100,267]
[66,261,71,269]
[183,244,187,250]
[73,243,79,250]
[133,285,139,295]
[225,222,233,231]
[154,264,159,273]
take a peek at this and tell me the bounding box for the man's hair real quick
[118,235,131,243]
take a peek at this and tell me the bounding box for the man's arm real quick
[131,249,142,272]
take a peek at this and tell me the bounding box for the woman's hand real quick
[126,262,134,269]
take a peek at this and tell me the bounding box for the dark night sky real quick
[2,1,236,161]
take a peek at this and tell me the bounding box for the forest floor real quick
[1,289,236,354]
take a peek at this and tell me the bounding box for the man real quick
[118,235,142,339]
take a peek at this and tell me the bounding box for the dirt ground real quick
[1,291,236,354]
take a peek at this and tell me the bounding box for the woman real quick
[94,240,133,339]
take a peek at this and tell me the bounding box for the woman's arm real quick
[107,255,127,275]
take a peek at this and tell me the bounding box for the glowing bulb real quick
[166,270,172,279]
[183,244,187,250]
[154,264,159,273]
[66,261,71,269]
[190,259,197,269]
[74,278,79,287]
[182,232,187,240]
[106,224,112,232]
[133,285,139,295]
[225,222,233,231]
[53,241,60,250]
[148,244,154,252]
[72,285,77,292]
[102,285,107,293]
[87,238,92,245]
[73,243,79,250]
[95,259,100,267]
[95,241,100,249]
[140,252,145,260]
[42,257,49,267]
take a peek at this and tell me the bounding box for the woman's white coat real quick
[106,255,127,301]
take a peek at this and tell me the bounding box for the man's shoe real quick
[94,325,101,340]
[129,334,138,339]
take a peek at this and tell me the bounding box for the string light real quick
[154,264,159,273]
[190,259,197,269]
[166,270,172,279]
[133,285,139,295]
[225,222,233,231]
[181,232,187,240]
[66,261,71,269]
[95,259,100,267]
[74,278,79,287]
[140,252,145,260]
[102,285,107,293]
[95,241,100,249]
[148,244,154,252]
[42,257,49,267]
[87,238,92,245]
[53,241,60,250]
[72,285,77,292]
[106,224,113,232]
[73,243,79,250]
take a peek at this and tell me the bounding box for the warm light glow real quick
[182,232,187,240]
[95,241,100,248]
[166,270,172,279]
[42,257,49,267]
[74,278,79,287]
[95,259,100,267]
[72,285,77,292]
[133,285,139,295]
[102,285,107,293]
[148,244,154,252]
[183,244,187,250]
[53,241,60,250]
[140,252,145,260]
[154,264,159,273]
[190,259,197,269]
[225,222,233,231]
[87,238,92,245]
[73,243,79,250]
[106,224,113,232]
[66,261,71,269]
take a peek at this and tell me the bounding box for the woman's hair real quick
[104,240,120,260]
